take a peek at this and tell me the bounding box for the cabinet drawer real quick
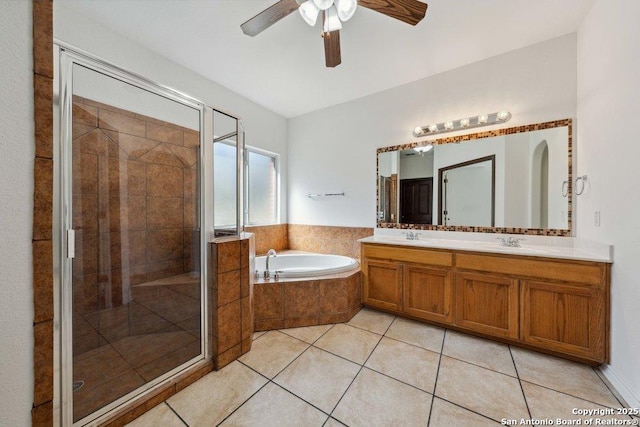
[363,244,453,267]
[456,253,604,286]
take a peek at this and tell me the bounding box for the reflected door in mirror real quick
[400,178,433,224]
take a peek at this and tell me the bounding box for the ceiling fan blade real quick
[324,30,342,68]
[241,0,301,37]
[358,0,428,26]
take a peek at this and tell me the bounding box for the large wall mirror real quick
[377,119,572,236]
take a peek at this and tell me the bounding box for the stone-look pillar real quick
[209,233,255,370]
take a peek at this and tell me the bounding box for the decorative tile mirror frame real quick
[376,118,573,236]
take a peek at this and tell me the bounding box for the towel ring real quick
[575,175,587,196]
[561,180,569,198]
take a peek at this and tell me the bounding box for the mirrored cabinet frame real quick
[376,118,573,236]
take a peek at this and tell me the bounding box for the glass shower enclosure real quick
[54,45,243,425]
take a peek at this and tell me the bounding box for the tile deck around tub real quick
[128,308,630,427]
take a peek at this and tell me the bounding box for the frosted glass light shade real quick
[323,6,342,32]
[313,0,334,11]
[299,1,320,26]
[335,0,357,21]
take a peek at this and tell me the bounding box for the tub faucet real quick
[264,249,277,279]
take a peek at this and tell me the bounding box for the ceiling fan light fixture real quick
[323,6,342,32]
[335,0,357,22]
[299,1,320,26]
[313,0,335,11]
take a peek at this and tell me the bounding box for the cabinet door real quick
[362,259,403,312]
[403,265,453,323]
[455,272,519,339]
[521,280,606,362]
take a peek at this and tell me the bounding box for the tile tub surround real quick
[209,235,255,369]
[246,224,373,259]
[287,224,374,259]
[126,308,631,426]
[245,224,288,255]
[254,269,362,331]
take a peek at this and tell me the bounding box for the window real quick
[245,147,279,225]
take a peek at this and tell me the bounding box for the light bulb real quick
[313,0,334,11]
[428,124,438,133]
[323,6,342,32]
[460,117,470,127]
[335,0,357,21]
[414,126,424,136]
[414,144,433,153]
[444,121,454,130]
[497,110,510,121]
[478,114,489,124]
[299,1,320,26]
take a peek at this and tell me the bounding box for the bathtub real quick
[254,253,359,278]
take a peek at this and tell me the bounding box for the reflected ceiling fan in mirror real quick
[241,0,428,68]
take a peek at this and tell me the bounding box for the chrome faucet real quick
[497,236,524,248]
[403,231,420,240]
[264,249,277,279]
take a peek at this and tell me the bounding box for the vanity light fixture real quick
[414,143,433,154]
[413,111,512,138]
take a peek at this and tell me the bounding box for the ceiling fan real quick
[241,0,428,68]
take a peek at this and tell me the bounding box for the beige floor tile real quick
[332,368,432,426]
[323,418,346,427]
[347,307,395,335]
[365,337,440,392]
[522,381,633,423]
[238,330,309,378]
[167,361,267,426]
[280,324,334,344]
[442,330,516,376]
[429,398,500,427]
[220,382,327,427]
[252,331,266,340]
[274,346,360,413]
[385,317,445,353]
[314,324,381,364]
[126,403,184,427]
[436,356,529,422]
[511,347,620,407]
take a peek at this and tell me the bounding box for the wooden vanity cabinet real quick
[521,279,607,361]
[403,265,453,324]
[361,242,610,364]
[362,259,403,312]
[361,244,454,323]
[454,272,519,339]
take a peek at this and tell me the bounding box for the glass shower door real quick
[66,59,204,423]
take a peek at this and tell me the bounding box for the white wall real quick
[54,3,289,223]
[577,0,640,407]
[288,34,577,227]
[0,1,34,426]
[399,152,434,180]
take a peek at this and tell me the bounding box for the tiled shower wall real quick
[72,95,200,313]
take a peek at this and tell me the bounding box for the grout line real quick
[426,328,447,427]
[165,401,190,426]
[213,378,271,426]
[518,378,632,411]
[326,318,390,420]
[592,366,628,408]
[432,396,504,425]
[509,345,533,419]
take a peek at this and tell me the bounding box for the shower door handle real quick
[67,229,75,259]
